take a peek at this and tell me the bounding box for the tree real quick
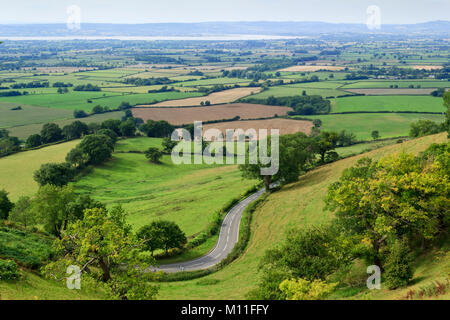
[145,147,163,164]
[409,120,440,138]
[312,119,322,128]
[139,220,187,254]
[65,147,89,168]
[62,121,89,140]
[40,123,63,143]
[8,196,36,228]
[101,119,122,136]
[249,225,352,299]
[279,278,337,300]
[326,149,449,268]
[73,110,88,118]
[161,137,178,154]
[25,134,42,148]
[97,128,118,144]
[313,131,339,163]
[239,133,316,191]
[92,105,104,114]
[0,129,9,139]
[0,190,13,220]
[444,91,450,137]
[140,120,174,138]
[75,134,115,165]
[371,130,380,140]
[137,223,165,256]
[119,119,136,137]
[0,136,21,156]
[30,185,100,237]
[34,162,75,187]
[43,208,159,300]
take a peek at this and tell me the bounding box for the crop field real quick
[132,103,292,125]
[145,87,262,107]
[7,111,125,139]
[279,65,346,72]
[331,95,446,113]
[0,102,72,129]
[72,138,257,236]
[202,118,314,140]
[0,91,202,111]
[296,113,445,140]
[341,80,450,89]
[344,88,436,95]
[156,133,448,300]
[0,140,80,201]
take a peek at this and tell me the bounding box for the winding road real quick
[153,188,267,273]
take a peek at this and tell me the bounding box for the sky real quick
[0,0,449,24]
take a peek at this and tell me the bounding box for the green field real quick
[331,95,446,113]
[72,137,257,236]
[0,140,80,201]
[0,91,203,111]
[156,133,448,300]
[341,80,450,89]
[295,113,445,140]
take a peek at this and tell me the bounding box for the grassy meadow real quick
[72,137,257,236]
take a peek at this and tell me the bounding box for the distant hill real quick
[0,21,449,37]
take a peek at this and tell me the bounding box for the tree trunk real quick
[263,175,272,192]
[98,257,111,282]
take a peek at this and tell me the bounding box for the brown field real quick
[412,65,443,70]
[280,65,346,72]
[141,87,262,107]
[131,103,292,125]
[345,88,436,95]
[202,118,314,140]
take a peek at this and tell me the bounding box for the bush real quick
[384,240,414,289]
[25,134,42,148]
[0,259,20,281]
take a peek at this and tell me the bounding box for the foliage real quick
[279,278,338,300]
[145,147,163,164]
[384,240,414,289]
[25,134,42,148]
[137,220,187,255]
[326,144,450,267]
[245,95,331,115]
[62,120,89,140]
[140,120,174,138]
[239,133,316,191]
[33,162,75,187]
[0,190,14,220]
[43,208,160,300]
[40,123,63,144]
[0,227,53,269]
[409,120,442,138]
[0,259,20,281]
[8,196,36,228]
[250,225,353,299]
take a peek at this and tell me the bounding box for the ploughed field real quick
[142,87,262,107]
[202,118,314,140]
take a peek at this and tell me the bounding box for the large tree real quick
[33,162,75,187]
[40,123,63,143]
[43,207,160,300]
[326,146,449,267]
[0,190,13,220]
[239,133,315,191]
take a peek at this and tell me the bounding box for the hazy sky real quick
[0,0,449,24]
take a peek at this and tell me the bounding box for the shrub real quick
[384,240,414,289]
[0,259,20,281]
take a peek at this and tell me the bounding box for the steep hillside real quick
[157,133,448,300]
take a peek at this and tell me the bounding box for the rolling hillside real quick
[157,133,448,300]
